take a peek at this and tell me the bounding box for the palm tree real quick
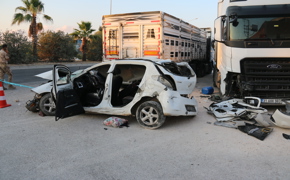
[12,0,53,59]
[70,21,96,61]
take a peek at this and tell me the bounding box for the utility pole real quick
[110,0,112,14]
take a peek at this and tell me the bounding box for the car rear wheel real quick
[136,101,165,129]
[39,93,56,116]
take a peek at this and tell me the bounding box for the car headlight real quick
[157,76,173,89]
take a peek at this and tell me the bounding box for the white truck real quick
[102,11,212,77]
[213,0,290,105]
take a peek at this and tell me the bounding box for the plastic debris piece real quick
[103,117,129,128]
[271,109,290,128]
[214,121,237,128]
[282,133,290,140]
[238,123,273,141]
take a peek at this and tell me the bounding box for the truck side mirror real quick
[214,17,223,42]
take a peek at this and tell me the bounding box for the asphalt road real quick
[10,63,94,84]
[1,66,290,180]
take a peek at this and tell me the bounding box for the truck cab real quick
[214,0,290,105]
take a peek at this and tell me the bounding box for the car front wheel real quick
[136,101,165,129]
[39,93,56,116]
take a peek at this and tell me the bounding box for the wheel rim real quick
[140,106,159,125]
[43,97,55,113]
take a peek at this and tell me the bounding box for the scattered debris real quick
[207,97,276,140]
[282,133,290,140]
[38,111,45,117]
[271,109,290,128]
[238,123,273,141]
[103,117,129,128]
[209,95,222,102]
[207,98,267,122]
[213,121,245,129]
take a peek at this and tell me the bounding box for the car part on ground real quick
[207,97,267,122]
[271,109,290,128]
[238,123,273,141]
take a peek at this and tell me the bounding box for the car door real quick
[52,65,85,121]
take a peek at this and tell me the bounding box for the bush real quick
[0,30,34,64]
[38,31,77,62]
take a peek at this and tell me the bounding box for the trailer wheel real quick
[136,101,165,129]
[39,93,56,116]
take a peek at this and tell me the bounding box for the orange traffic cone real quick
[0,81,11,108]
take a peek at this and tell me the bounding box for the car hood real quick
[35,70,53,80]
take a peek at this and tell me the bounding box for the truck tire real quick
[136,101,165,129]
[39,93,56,116]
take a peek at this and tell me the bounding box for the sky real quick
[0,0,217,34]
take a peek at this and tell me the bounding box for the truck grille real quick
[240,58,290,98]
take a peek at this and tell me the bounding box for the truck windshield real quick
[229,17,290,40]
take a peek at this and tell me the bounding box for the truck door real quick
[52,65,85,121]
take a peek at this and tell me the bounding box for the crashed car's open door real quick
[52,65,85,121]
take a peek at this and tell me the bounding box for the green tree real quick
[0,30,34,64]
[38,31,77,62]
[87,35,102,61]
[70,21,95,61]
[12,0,53,59]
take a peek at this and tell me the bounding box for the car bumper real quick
[158,90,198,116]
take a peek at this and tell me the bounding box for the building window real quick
[181,42,184,47]
[175,52,178,57]
[171,40,174,46]
[175,41,179,46]
[170,52,174,57]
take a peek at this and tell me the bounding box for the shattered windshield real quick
[230,17,290,40]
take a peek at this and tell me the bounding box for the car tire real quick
[39,93,56,116]
[136,101,165,129]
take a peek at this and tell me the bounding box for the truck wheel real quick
[136,101,165,129]
[39,93,56,116]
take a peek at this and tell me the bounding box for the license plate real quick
[261,99,283,104]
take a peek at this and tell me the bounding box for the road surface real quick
[1,65,290,180]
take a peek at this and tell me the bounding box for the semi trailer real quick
[102,11,212,77]
[213,0,290,105]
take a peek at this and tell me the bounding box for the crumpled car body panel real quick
[271,109,290,128]
[208,98,268,122]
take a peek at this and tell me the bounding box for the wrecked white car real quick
[27,59,198,129]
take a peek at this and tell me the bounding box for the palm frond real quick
[43,14,53,22]
[12,13,25,25]
[15,6,27,13]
